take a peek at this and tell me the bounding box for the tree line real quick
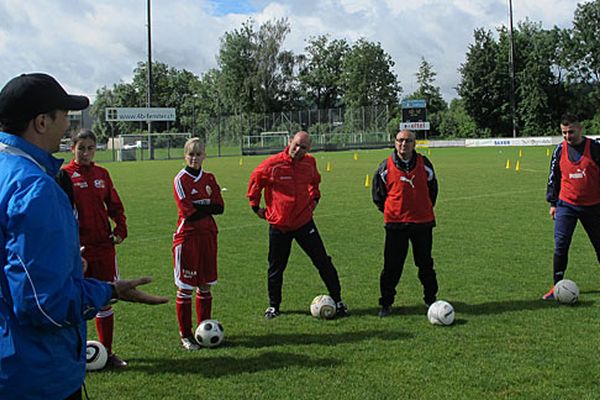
[91,0,600,142]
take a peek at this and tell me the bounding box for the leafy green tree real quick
[459,23,571,137]
[569,0,600,83]
[499,21,554,136]
[217,18,297,114]
[405,58,447,136]
[386,115,402,136]
[217,21,256,114]
[254,18,297,112]
[341,38,401,108]
[538,26,574,125]
[408,57,447,114]
[89,61,201,141]
[132,61,200,132]
[458,28,510,136]
[564,0,600,121]
[298,35,349,110]
[582,112,600,134]
[90,82,141,142]
[436,99,480,138]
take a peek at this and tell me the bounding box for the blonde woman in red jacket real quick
[172,138,224,350]
[59,129,128,368]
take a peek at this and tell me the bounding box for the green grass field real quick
[83,146,600,400]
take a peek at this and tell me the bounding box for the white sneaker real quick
[181,336,200,351]
[264,306,280,320]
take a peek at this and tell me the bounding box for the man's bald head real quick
[288,131,311,160]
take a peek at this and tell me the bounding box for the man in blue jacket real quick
[0,73,168,400]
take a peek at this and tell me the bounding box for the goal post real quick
[242,131,290,155]
[109,132,193,161]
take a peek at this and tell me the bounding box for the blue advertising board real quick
[401,99,426,109]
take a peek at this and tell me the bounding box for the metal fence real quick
[100,105,394,160]
[199,105,393,156]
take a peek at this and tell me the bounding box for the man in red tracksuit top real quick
[60,129,128,367]
[372,129,439,317]
[543,113,600,300]
[247,131,348,319]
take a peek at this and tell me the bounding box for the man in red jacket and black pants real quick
[372,129,439,317]
[248,131,348,319]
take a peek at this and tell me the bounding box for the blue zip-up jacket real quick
[0,132,112,400]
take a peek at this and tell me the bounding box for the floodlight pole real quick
[147,0,152,116]
[217,97,221,157]
[508,0,517,138]
[192,94,198,136]
[192,101,196,136]
[147,0,154,159]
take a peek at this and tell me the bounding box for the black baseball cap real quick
[0,73,89,122]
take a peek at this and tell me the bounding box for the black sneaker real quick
[107,353,128,367]
[335,301,349,318]
[264,306,280,320]
[424,297,437,307]
[378,305,391,317]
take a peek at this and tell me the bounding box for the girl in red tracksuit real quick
[59,129,128,368]
[172,138,224,350]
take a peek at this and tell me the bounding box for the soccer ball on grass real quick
[427,300,455,326]
[310,295,337,319]
[195,319,224,348]
[86,340,108,371]
[554,279,579,304]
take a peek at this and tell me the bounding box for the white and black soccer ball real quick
[310,295,337,319]
[554,279,579,304]
[86,340,108,371]
[195,319,224,348]
[427,300,455,326]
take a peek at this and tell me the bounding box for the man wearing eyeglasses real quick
[372,129,439,317]
[543,114,600,300]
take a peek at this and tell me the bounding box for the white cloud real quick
[0,0,579,101]
[257,2,289,21]
[339,0,377,16]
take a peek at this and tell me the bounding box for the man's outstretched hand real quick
[113,277,169,305]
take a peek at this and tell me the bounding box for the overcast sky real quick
[0,0,581,103]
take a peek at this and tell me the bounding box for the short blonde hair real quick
[184,138,205,155]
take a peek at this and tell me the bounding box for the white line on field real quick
[437,188,541,203]
[125,188,543,244]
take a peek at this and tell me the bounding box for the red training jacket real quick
[62,160,127,257]
[247,147,320,232]
[173,168,223,237]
